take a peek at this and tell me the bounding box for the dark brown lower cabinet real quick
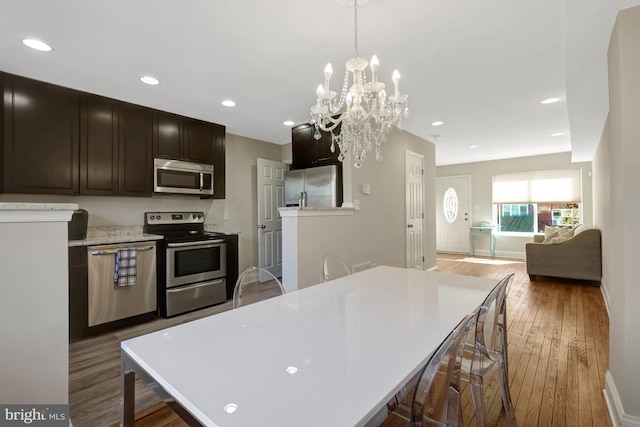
[69,246,88,340]
[225,234,239,300]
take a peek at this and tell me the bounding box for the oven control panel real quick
[145,211,205,225]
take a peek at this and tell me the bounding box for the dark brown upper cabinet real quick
[291,122,341,170]
[80,95,152,196]
[2,72,80,194]
[119,103,153,196]
[153,111,218,165]
[153,110,225,198]
[1,71,222,198]
[80,94,119,195]
[212,123,225,199]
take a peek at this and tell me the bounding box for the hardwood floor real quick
[70,255,611,427]
[439,254,610,427]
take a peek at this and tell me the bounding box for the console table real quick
[469,225,496,257]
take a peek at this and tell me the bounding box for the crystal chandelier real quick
[309,0,409,168]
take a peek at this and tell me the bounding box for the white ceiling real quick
[1,0,639,166]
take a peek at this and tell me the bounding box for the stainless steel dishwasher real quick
[87,241,157,327]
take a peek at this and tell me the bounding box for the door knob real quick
[258,224,266,229]
[407,224,414,228]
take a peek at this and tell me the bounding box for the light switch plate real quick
[362,184,371,194]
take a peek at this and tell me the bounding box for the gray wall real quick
[597,5,640,423]
[281,129,438,271]
[436,152,592,258]
[350,129,438,270]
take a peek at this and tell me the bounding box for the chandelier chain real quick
[353,0,359,57]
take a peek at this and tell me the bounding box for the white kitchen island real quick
[121,266,497,427]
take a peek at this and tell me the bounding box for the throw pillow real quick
[543,226,560,243]
[543,225,573,243]
[549,235,571,244]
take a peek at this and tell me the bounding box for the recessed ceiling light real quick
[286,366,298,374]
[283,120,295,126]
[223,403,238,414]
[469,145,479,149]
[551,132,565,137]
[140,76,160,85]
[22,38,52,52]
[541,97,560,104]
[221,100,236,107]
[431,121,445,126]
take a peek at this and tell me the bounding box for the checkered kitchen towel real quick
[114,248,138,286]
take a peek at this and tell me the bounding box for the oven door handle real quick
[167,279,225,293]
[167,239,225,248]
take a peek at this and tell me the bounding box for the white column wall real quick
[0,205,76,405]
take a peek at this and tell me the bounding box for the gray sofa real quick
[525,225,602,282]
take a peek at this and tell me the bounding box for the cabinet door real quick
[153,111,182,159]
[69,246,88,340]
[182,117,214,164]
[2,73,80,194]
[80,94,119,195]
[119,103,152,196]
[314,124,340,164]
[224,234,239,300]
[291,123,315,169]
[212,123,226,199]
[291,122,341,169]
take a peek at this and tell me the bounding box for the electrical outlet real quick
[223,211,230,220]
[352,261,372,273]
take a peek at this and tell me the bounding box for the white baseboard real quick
[604,371,640,427]
[426,265,438,272]
[494,250,525,259]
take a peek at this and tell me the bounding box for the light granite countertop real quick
[68,226,163,247]
[0,202,79,211]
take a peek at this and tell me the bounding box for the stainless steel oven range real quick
[144,211,227,317]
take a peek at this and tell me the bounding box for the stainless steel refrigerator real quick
[285,165,338,207]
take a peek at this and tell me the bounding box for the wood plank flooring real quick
[69,255,611,427]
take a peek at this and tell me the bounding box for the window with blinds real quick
[492,169,582,233]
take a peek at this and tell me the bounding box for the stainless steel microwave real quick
[154,158,214,196]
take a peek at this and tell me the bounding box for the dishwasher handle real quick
[90,245,155,256]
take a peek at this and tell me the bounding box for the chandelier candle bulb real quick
[392,70,401,98]
[324,64,333,91]
[370,55,379,83]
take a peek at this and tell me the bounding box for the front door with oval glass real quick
[436,176,470,253]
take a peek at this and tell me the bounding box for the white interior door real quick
[257,158,284,278]
[436,176,471,253]
[406,151,424,269]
